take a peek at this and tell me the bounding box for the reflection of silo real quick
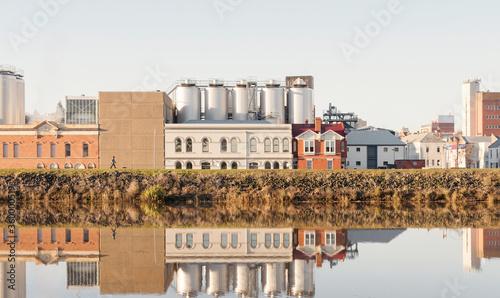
[288,79,314,124]
[177,264,202,297]
[206,264,229,296]
[233,264,258,296]
[205,80,228,121]
[262,263,286,296]
[175,79,201,123]
[260,80,285,124]
[288,260,314,297]
[232,81,249,121]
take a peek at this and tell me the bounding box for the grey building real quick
[346,130,405,169]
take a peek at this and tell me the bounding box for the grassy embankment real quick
[0,169,499,228]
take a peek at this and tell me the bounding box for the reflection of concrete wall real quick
[100,228,165,295]
[0,262,26,298]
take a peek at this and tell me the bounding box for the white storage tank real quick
[175,79,201,123]
[288,78,314,124]
[232,80,249,121]
[16,76,25,124]
[205,79,228,121]
[0,65,25,125]
[260,80,285,124]
[176,264,202,296]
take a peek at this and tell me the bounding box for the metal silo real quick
[232,80,249,121]
[16,75,25,124]
[205,80,228,121]
[262,263,286,296]
[288,79,314,124]
[206,264,229,296]
[260,80,285,124]
[175,79,201,123]
[0,65,25,125]
[177,264,202,297]
[288,260,315,297]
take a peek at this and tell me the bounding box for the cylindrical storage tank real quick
[288,260,315,297]
[0,72,17,125]
[232,80,249,121]
[262,263,286,296]
[205,80,228,121]
[206,264,229,296]
[175,79,201,123]
[177,264,202,297]
[288,79,314,124]
[0,74,8,124]
[260,80,285,124]
[16,76,25,124]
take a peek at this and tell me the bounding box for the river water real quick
[1,227,499,297]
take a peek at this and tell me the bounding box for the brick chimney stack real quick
[315,117,322,132]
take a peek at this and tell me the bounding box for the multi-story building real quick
[346,130,405,169]
[476,92,500,136]
[402,132,446,169]
[0,120,98,169]
[164,121,293,169]
[462,78,481,136]
[292,118,347,169]
[488,138,500,168]
[445,135,496,168]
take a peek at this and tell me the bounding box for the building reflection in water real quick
[463,228,500,272]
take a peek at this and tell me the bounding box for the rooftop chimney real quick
[315,117,322,132]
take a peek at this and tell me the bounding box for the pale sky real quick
[2,0,500,132]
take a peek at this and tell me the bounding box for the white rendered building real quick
[402,132,446,169]
[462,79,481,136]
[346,130,405,169]
[164,120,293,169]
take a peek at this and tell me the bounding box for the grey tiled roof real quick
[347,130,405,146]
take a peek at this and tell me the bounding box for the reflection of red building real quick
[292,228,348,267]
[479,229,500,258]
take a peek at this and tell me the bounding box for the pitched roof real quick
[346,130,405,146]
[490,138,500,148]
[402,132,445,144]
[292,123,345,138]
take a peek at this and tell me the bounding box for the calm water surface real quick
[2,227,499,298]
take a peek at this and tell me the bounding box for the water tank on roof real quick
[0,65,25,124]
[175,79,201,123]
[260,80,285,124]
[205,79,228,121]
[288,78,314,124]
[232,80,249,121]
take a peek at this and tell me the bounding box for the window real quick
[265,162,271,169]
[293,141,297,152]
[65,229,71,242]
[83,144,88,157]
[2,144,7,157]
[305,232,315,246]
[37,229,43,242]
[426,147,429,153]
[201,162,210,169]
[203,234,210,248]
[221,233,228,248]
[283,139,290,152]
[326,232,336,245]
[65,144,71,157]
[186,138,193,152]
[175,162,182,169]
[186,162,193,169]
[325,140,335,153]
[202,138,209,152]
[231,233,238,248]
[175,234,182,248]
[249,162,258,169]
[432,160,435,166]
[265,234,271,248]
[283,234,290,248]
[356,161,361,166]
[341,142,345,152]
[14,144,19,157]
[283,162,290,169]
[437,160,441,166]
[304,140,314,153]
[221,161,227,169]
[394,148,399,152]
[50,163,59,169]
[75,163,86,169]
[37,144,42,157]
[221,139,227,153]
[51,229,56,242]
[87,163,95,169]
[273,138,279,152]
[51,144,56,157]
[186,234,193,248]
[264,138,271,152]
[327,160,333,169]
[250,138,257,152]
[383,147,388,152]
[251,233,257,248]
[307,160,312,169]
[231,162,238,169]
[383,161,388,166]
[175,138,182,152]
[273,234,280,248]
[273,162,280,169]
[356,147,360,152]
[37,163,44,169]
[437,147,440,153]
[83,229,89,242]
[231,138,237,153]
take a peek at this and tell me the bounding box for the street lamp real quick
[154,126,159,169]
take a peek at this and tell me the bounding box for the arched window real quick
[50,163,58,169]
[201,162,211,169]
[74,163,85,169]
[273,138,279,152]
[186,162,193,169]
[13,144,19,157]
[250,138,257,152]
[175,138,182,152]
[83,143,89,157]
[186,138,193,152]
[273,162,280,169]
[231,138,237,153]
[64,163,72,169]
[36,163,45,169]
[37,143,42,157]
[231,162,238,169]
[283,139,290,152]
[249,162,258,169]
[221,161,227,169]
[175,162,182,169]
[202,138,209,152]
[265,162,271,169]
[264,139,271,152]
[283,162,290,169]
[87,163,95,169]
[221,139,227,153]
[65,144,71,157]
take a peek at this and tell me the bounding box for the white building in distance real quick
[346,130,405,169]
[462,78,481,136]
[402,132,446,169]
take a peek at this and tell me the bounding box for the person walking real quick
[110,156,117,169]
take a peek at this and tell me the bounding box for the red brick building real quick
[0,121,98,169]
[395,159,425,169]
[477,92,500,136]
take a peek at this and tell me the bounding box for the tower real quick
[462,78,480,136]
